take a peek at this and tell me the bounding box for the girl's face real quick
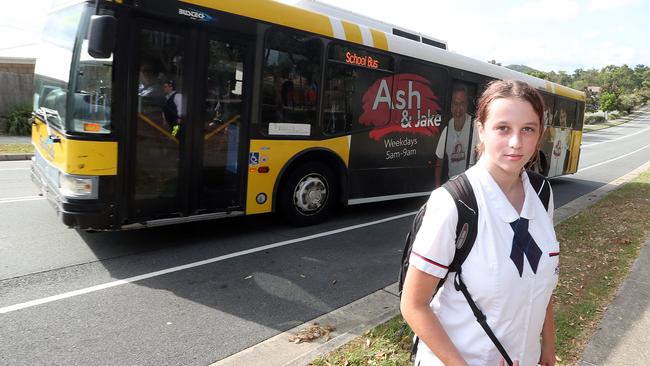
[478,97,541,176]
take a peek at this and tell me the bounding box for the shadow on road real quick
[72,198,423,351]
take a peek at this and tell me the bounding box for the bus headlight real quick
[59,174,99,199]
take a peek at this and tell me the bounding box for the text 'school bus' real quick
[31,0,584,230]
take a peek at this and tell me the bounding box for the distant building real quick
[587,86,601,96]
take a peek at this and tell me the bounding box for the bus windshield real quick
[34,2,113,134]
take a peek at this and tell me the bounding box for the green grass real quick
[310,170,650,366]
[0,143,33,154]
[309,317,413,366]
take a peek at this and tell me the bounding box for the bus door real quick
[128,21,250,221]
[194,35,251,213]
[127,22,252,220]
[129,22,191,220]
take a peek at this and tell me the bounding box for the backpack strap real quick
[454,271,513,366]
[442,173,479,272]
[443,173,513,366]
[526,170,551,211]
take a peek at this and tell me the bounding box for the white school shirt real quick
[435,114,478,177]
[409,162,559,366]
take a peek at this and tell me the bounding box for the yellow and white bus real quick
[31,0,584,230]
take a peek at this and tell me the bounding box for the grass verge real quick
[0,143,33,154]
[310,169,650,366]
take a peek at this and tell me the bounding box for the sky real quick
[1,0,648,73]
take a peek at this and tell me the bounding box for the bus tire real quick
[279,162,338,226]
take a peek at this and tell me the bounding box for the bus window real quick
[556,97,577,128]
[541,93,555,127]
[323,44,394,135]
[575,101,585,131]
[261,29,322,137]
[201,39,247,208]
[134,28,185,203]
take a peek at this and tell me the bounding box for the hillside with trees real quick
[523,64,650,115]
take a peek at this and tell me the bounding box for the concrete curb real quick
[0,153,33,161]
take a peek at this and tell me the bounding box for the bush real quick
[585,115,606,125]
[619,93,641,114]
[6,104,32,136]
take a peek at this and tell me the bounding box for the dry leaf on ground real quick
[288,323,336,344]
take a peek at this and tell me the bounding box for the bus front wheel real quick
[279,162,338,226]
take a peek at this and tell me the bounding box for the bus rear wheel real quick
[279,162,338,226]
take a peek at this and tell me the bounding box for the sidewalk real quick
[0,135,32,161]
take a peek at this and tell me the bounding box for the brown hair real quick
[474,80,545,161]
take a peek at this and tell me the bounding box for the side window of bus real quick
[541,93,555,127]
[555,98,577,128]
[575,101,585,130]
[261,29,322,137]
[323,44,394,135]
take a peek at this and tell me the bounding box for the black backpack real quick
[398,170,551,365]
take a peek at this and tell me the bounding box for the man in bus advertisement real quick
[549,108,570,176]
[434,84,478,185]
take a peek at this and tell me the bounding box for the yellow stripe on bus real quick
[567,130,582,173]
[545,81,585,101]
[370,28,388,51]
[246,136,350,215]
[555,84,586,101]
[340,20,363,45]
[31,117,118,176]
[183,0,334,37]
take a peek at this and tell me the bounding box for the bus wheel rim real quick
[293,174,328,215]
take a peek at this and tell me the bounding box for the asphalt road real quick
[1,108,649,365]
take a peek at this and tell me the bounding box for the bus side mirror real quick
[87,15,117,59]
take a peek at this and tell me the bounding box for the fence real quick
[0,62,35,133]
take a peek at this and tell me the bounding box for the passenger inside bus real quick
[162,79,183,137]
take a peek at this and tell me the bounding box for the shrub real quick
[6,104,32,136]
[585,115,606,125]
[619,93,641,114]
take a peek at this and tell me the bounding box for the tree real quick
[585,88,599,112]
[619,93,642,113]
[527,70,548,80]
[600,91,619,119]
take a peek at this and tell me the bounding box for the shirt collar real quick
[476,162,536,222]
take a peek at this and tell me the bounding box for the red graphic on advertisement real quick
[359,74,442,141]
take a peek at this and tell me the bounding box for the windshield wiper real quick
[33,107,63,143]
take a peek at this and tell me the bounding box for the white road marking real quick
[583,124,650,147]
[579,143,650,172]
[0,211,416,314]
[0,168,30,171]
[0,196,45,204]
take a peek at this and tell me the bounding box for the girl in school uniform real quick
[401,80,559,366]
